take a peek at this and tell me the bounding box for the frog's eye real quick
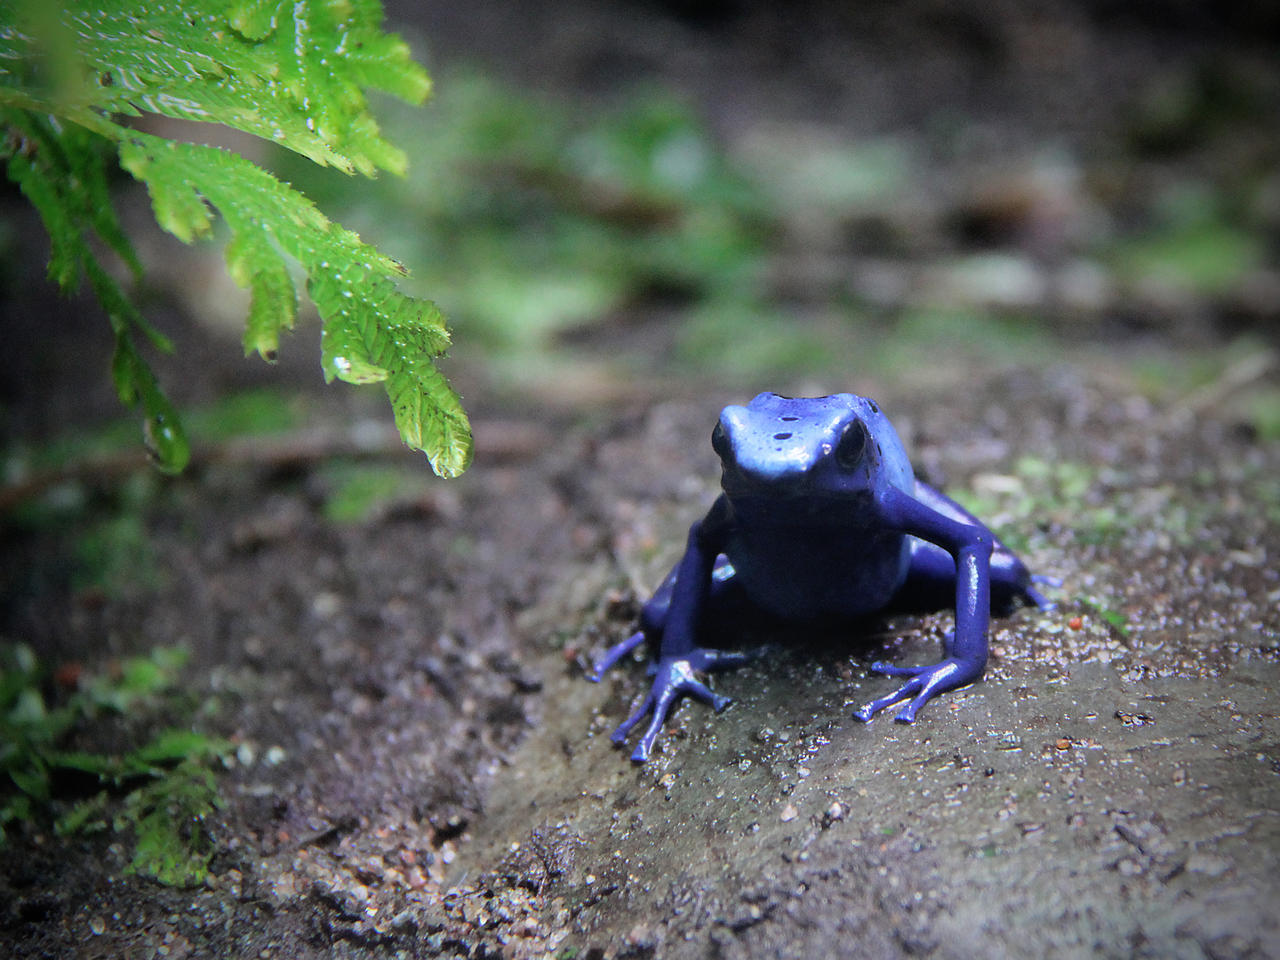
[711,421,731,458]
[835,420,867,470]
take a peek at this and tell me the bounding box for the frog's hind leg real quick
[588,568,676,681]
[588,630,647,681]
[1023,574,1059,611]
[898,537,1053,611]
[905,481,1055,611]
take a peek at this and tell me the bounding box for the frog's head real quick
[713,392,913,500]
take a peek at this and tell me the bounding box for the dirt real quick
[3,2,1280,958]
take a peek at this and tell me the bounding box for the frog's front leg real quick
[605,497,749,762]
[853,486,993,724]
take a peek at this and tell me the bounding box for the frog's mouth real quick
[723,487,876,532]
[720,464,812,497]
[721,465,872,503]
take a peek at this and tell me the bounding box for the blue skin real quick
[591,392,1054,762]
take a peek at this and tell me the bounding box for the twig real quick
[1165,348,1277,428]
[0,418,551,514]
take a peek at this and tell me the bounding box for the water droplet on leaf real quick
[143,412,190,474]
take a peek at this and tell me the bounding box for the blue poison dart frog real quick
[591,392,1055,762]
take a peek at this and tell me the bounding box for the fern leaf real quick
[387,359,474,480]
[124,148,215,245]
[337,0,433,104]
[1,2,426,173]
[0,1,470,476]
[2,112,90,288]
[1,107,188,472]
[65,1,424,176]
[120,131,470,474]
[227,0,280,42]
[226,231,297,361]
[4,148,81,289]
[75,152,143,279]
[89,259,191,474]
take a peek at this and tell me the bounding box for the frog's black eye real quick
[835,420,867,470]
[711,421,730,458]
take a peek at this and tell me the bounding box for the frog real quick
[590,392,1054,762]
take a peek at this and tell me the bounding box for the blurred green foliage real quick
[13,388,303,479]
[1105,183,1263,295]
[181,387,303,443]
[74,508,160,596]
[7,390,310,598]
[286,68,1273,399]
[1,643,229,886]
[281,72,779,377]
[319,460,433,524]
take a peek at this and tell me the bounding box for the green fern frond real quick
[226,229,298,361]
[10,0,429,176]
[119,131,471,476]
[1,108,189,471]
[0,0,471,477]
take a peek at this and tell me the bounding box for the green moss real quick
[1,644,229,885]
[1113,220,1260,294]
[60,472,164,596]
[1079,598,1130,637]
[955,457,1124,551]
[74,512,160,595]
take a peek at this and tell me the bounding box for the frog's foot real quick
[1025,574,1061,611]
[588,631,646,682]
[610,648,756,763]
[852,656,981,724]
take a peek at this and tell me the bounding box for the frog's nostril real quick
[773,432,792,440]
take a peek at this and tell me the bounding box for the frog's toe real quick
[865,659,922,678]
[610,692,655,745]
[590,630,646,681]
[1025,574,1061,611]
[853,658,976,723]
[893,696,928,723]
[628,678,719,762]
[630,704,671,762]
[1024,585,1056,611]
[853,680,921,722]
[854,676,931,722]
[698,683,733,713]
